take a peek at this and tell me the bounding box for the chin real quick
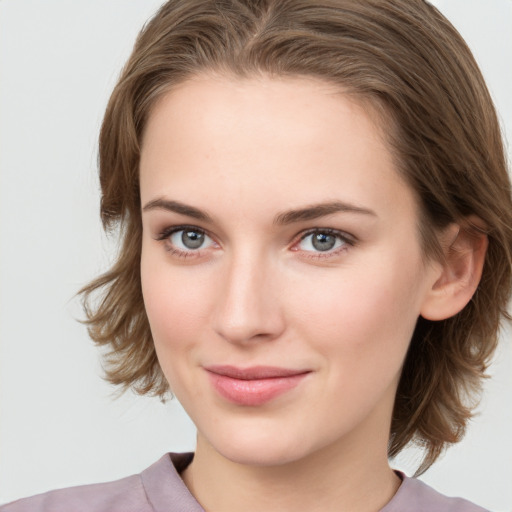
[220,443,305,468]
[202,423,319,468]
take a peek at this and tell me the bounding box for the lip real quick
[204,365,311,406]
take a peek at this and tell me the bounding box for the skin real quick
[139,74,483,512]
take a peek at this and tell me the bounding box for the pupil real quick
[312,233,336,251]
[182,230,204,249]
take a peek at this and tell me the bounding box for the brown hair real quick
[81,0,512,473]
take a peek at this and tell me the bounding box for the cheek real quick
[140,250,212,352]
[140,258,214,399]
[288,252,425,361]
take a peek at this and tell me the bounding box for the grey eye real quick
[298,231,345,253]
[312,233,337,251]
[182,230,204,249]
[169,229,213,251]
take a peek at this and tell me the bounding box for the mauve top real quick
[0,452,489,512]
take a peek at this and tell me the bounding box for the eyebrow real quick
[142,198,376,224]
[273,201,377,225]
[142,198,213,222]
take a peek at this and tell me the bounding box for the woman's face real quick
[140,75,440,466]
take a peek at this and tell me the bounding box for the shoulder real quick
[0,473,148,512]
[382,472,490,512]
[0,453,202,512]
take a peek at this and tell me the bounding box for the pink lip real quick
[205,365,310,406]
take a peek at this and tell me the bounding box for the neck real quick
[182,414,400,512]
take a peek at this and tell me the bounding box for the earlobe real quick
[420,219,488,321]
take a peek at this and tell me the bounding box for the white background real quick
[1,1,511,510]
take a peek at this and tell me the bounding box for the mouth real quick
[204,365,311,406]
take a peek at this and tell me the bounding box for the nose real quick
[213,250,286,345]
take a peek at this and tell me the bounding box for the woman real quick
[2,0,511,510]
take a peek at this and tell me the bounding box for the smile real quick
[204,365,311,406]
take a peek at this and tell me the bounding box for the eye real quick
[156,226,216,255]
[171,229,211,250]
[296,229,352,254]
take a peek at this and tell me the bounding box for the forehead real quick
[142,74,384,162]
[139,74,416,225]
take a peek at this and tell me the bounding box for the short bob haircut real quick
[81,0,512,474]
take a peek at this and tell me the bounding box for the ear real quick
[420,218,488,321]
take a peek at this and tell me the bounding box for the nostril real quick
[212,257,286,344]
[213,293,285,345]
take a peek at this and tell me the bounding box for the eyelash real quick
[154,225,356,260]
[294,228,356,259]
[155,225,215,258]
